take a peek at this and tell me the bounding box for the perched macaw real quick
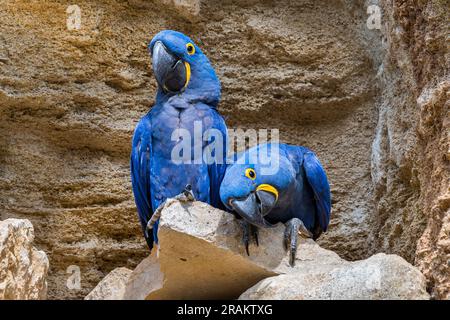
[131,30,227,250]
[219,143,331,266]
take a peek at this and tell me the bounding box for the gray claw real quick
[298,221,313,238]
[183,184,196,201]
[241,220,258,256]
[252,225,259,247]
[284,218,312,267]
[175,184,196,202]
[241,220,250,256]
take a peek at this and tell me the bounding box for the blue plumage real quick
[131,30,227,250]
[219,143,331,265]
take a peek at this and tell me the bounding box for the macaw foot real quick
[284,218,313,267]
[147,204,163,230]
[241,220,259,256]
[147,184,195,230]
[173,184,196,202]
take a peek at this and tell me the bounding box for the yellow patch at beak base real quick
[184,61,191,89]
[256,184,279,201]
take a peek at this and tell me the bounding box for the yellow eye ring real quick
[186,43,195,55]
[245,168,256,180]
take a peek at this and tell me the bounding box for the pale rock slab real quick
[103,200,429,300]
[123,199,286,299]
[84,267,133,300]
[239,254,430,300]
[0,219,49,300]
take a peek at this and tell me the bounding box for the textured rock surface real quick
[0,0,447,299]
[95,200,346,299]
[0,0,379,299]
[0,219,49,300]
[125,199,283,300]
[84,267,132,300]
[123,254,164,300]
[240,253,430,300]
[367,0,450,299]
[87,200,429,300]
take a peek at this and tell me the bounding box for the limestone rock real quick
[367,0,449,298]
[124,199,285,300]
[240,253,430,300]
[96,200,427,300]
[0,219,49,300]
[84,267,132,300]
[123,254,164,300]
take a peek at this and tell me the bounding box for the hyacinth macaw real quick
[131,30,227,250]
[219,143,331,266]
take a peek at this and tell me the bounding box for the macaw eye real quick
[186,43,195,55]
[245,168,256,180]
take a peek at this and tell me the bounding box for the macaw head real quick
[148,30,221,105]
[220,144,295,228]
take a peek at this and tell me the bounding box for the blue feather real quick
[130,114,154,249]
[301,148,331,232]
[219,143,331,238]
[131,31,227,250]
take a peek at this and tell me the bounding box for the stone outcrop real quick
[84,267,132,300]
[240,253,430,300]
[0,0,447,299]
[86,200,429,300]
[0,219,49,300]
[366,0,449,299]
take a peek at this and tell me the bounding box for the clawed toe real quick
[284,218,312,267]
[241,220,258,256]
[253,226,259,247]
[182,184,196,201]
[147,205,164,230]
[174,184,196,202]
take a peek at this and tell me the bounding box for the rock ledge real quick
[87,200,430,300]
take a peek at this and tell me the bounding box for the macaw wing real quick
[130,114,154,249]
[302,149,331,232]
[207,112,228,210]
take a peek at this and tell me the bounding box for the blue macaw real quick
[131,30,227,250]
[219,143,331,266]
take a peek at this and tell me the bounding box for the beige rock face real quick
[119,200,342,299]
[123,254,164,300]
[367,0,450,299]
[0,0,447,299]
[125,200,283,300]
[240,253,430,300]
[84,267,132,300]
[86,200,429,300]
[0,219,49,300]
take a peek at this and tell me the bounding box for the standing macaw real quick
[131,30,227,251]
[219,143,331,266]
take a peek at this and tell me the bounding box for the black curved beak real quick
[152,41,188,93]
[230,187,278,228]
